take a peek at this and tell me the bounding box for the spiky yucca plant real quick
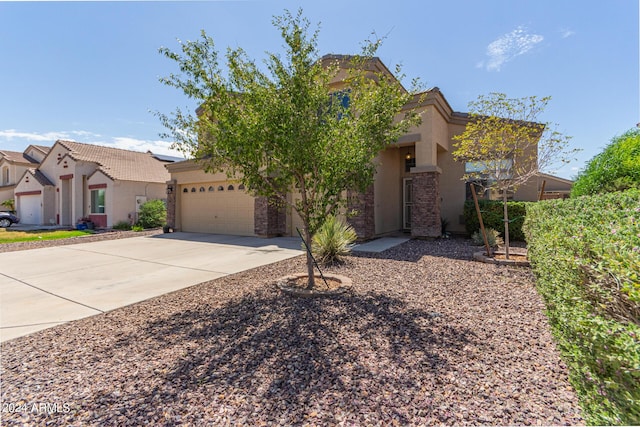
[471,228,504,248]
[311,216,357,265]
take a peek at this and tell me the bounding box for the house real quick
[165,55,572,239]
[0,145,50,212]
[14,140,173,226]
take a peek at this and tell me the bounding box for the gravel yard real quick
[0,237,584,426]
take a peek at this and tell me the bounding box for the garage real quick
[179,182,255,235]
[17,193,42,225]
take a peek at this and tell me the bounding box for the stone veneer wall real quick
[411,171,441,238]
[347,185,375,241]
[254,196,286,237]
[166,180,177,230]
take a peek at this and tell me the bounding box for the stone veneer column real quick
[411,170,441,238]
[347,185,375,241]
[254,196,286,237]
[165,179,177,231]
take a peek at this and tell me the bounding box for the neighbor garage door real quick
[180,182,254,235]
[19,194,42,225]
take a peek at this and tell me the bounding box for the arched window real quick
[227,184,234,191]
[238,184,245,190]
[183,188,188,193]
[199,187,205,192]
[218,185,224,191]
[191,187,196,193]
[208,186,214,192]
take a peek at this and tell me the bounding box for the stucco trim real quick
[410,165,442,174]
[16,190,42,196]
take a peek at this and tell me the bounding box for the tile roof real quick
[27,168,55,187]
[55,140,171,183]
[0,150,40,165]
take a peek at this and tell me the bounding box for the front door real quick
[403,178,412,230]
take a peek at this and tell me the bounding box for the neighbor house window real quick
[2,166,9,185]
[91,189,105,214]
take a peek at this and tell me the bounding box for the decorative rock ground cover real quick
[0,238,583,426]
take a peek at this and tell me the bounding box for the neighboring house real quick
[165,55,572,239]
[14,140,173,226]
[0,145,50,212]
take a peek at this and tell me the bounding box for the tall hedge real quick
[463,199,528,241]
[571,128,640,197]
[523,189,640,425]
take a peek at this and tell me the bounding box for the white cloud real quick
[560,28,575,39]
[0,129,185,158]
[481,26,544,71]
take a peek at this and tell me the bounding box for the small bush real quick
[463,200,529,241]
[311,216,357,265]
[136,199,166,229]
[112,221,132,231]
[471,228,504,247]
[131,225,144,232]
[524,189,640,425]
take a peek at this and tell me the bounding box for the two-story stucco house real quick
[14,140,173,227]
[164,55,572,239]
[0,145,50,213]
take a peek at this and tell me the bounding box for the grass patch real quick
[0,229,95,244]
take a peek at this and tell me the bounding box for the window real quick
[465,159,513,179]
[199,187,205,192]
[238,184,245,190]
[183,188,188,193]
[208,186,214,192]
[218,185,224,191]
[2,167,8,185]
[90,189,105,214]
[227,184,234,191]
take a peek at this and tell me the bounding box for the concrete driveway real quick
[0,232,302,342]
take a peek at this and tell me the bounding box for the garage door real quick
[19,194,42,225]
[180,182,255,235]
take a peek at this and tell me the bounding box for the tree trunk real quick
[305,227,316,289]
[503,189,510,260]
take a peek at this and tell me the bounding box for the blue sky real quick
[1,0,638,179]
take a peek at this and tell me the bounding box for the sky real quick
[1,0,638,180]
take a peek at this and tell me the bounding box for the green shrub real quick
[523,189,640,425]
[572,128,640,197]
[131,225,144,232]
[463,199,529,241]
[311,216,357,265]
[471,228,504,247]
[136,199,166,229]
[112,221,132,231]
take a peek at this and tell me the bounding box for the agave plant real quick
[311,216,357,265]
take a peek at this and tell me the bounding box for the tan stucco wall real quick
[88,171,167,227]
[373,147,402,234]
[0,159,31,187]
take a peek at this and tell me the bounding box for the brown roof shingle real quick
[0,150,40,166]
[55,140,170,183]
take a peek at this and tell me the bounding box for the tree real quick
[571,128,640,197]
[156,9,423,287]
[452,92,575,258]
[1,198,15,213]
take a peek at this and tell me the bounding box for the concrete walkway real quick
[352,237,411,253]
[0,233,302,342]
